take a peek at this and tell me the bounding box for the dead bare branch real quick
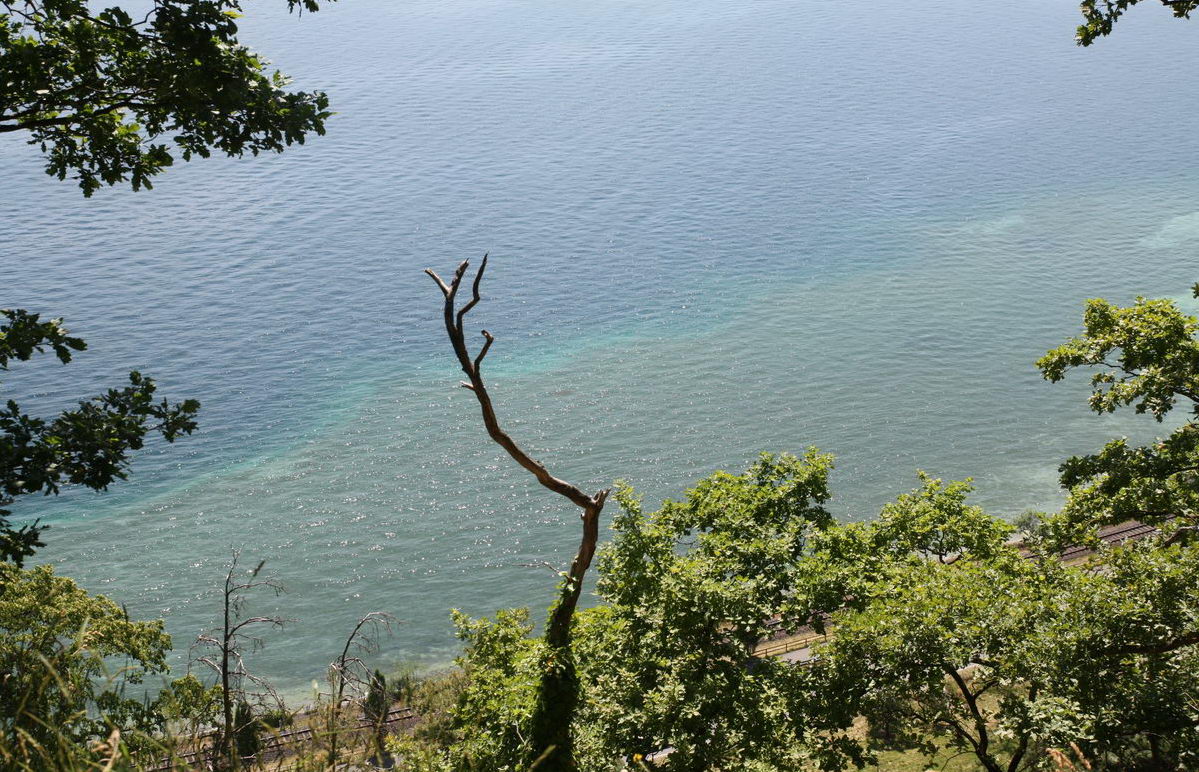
[514,561,566,575]
[326,611,398,766]
[426,255,612,768]
[188,550,288,771]
[425,255,610,640]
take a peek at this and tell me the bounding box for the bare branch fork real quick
[424,255,609,646]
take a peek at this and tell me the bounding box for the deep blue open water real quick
[3,0,1198,693]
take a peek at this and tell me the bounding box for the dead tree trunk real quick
[194,552,286,771]
[425,256,609,770]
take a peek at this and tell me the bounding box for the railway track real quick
[146,705,418,771]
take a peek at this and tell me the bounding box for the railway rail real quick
[145,705,418,771]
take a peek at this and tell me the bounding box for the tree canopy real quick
[1035,288,1199,547]
[0,562,171,768]
[0,0,333,195]
[1078,0,1199,45]
[0,309,199,565]
[579,451,837,772]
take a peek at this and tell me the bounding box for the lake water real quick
[3,0,1198,695]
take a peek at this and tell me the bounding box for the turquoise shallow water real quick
[3,0,1199,694]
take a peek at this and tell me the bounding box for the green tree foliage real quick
[798,479,1064,772]
[570,469,1033,772]
[806,506,1199,770]
[436,472,1199,772]
[447,608,546,771]
[811,541,1054,771]
[233,700,259,763]
[0,309,199,566]
[0,562,171,768]
[579,461,1199,771]
[1054,541,1199,767]
[390,669,467,771]
[1035,289,1199,546]
[1077,0,1198,46]
[155,673,223,736]
[0,0,333,195]
[442,453,838,771]
[364,668,390,765]
[799,300,1199,771]
[579,451,839,772]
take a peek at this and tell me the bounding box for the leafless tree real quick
[193,551,287,770]
[325,611,396,767]
[425,255,610,768]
